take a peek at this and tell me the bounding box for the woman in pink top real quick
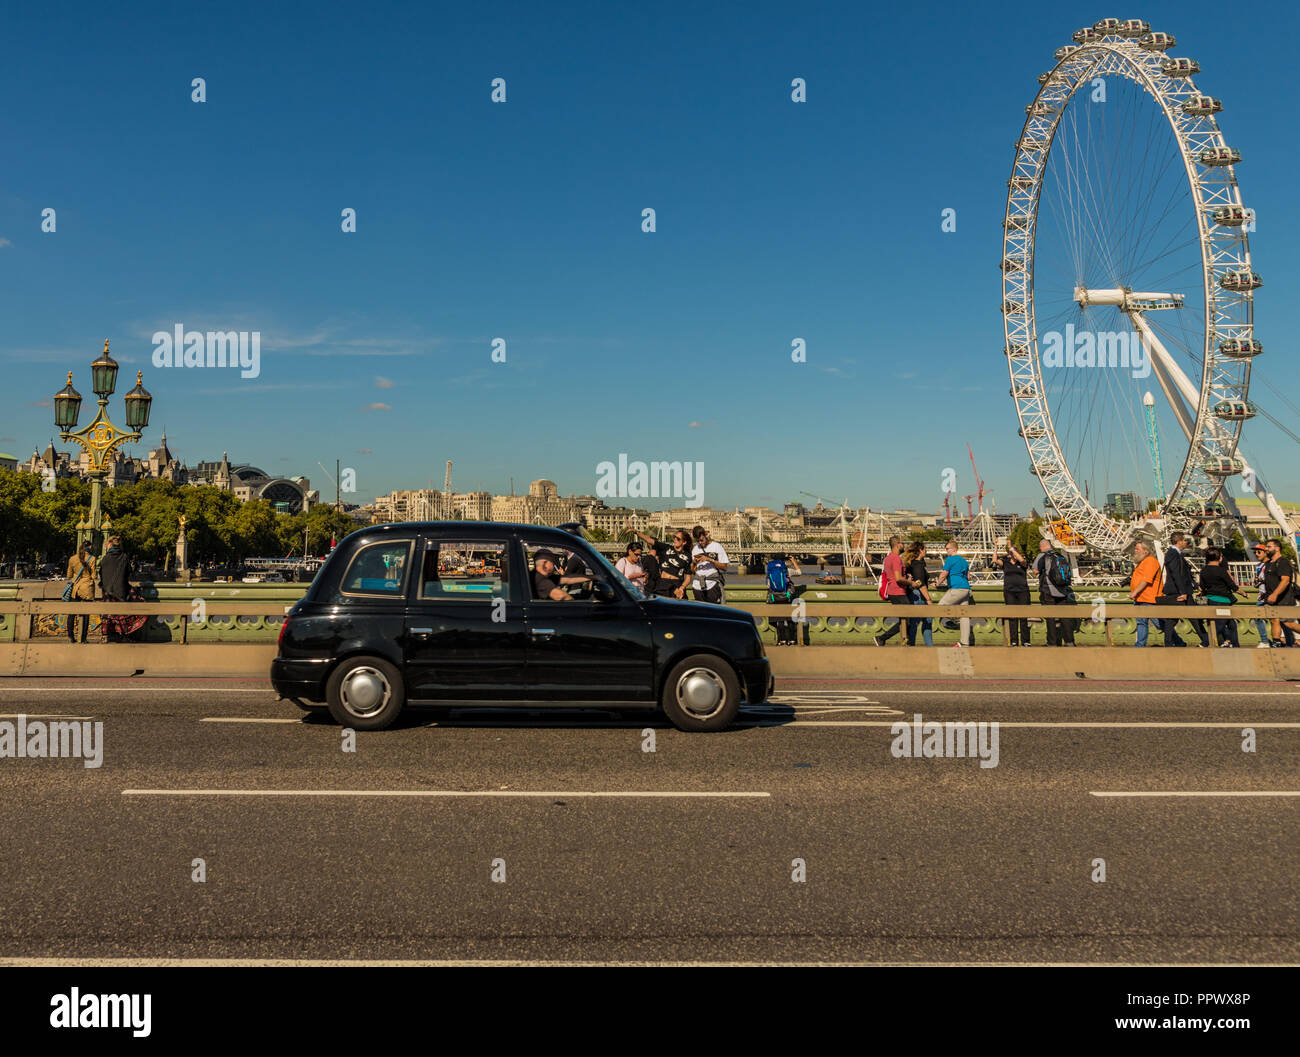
[615,541,647,590]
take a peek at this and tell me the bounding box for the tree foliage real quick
[0,469,357,567]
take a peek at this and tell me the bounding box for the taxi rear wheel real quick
[326,655,405,730]
[661,654,740,732]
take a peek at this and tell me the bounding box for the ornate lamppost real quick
[52,340,153,553]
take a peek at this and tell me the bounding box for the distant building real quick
[0,453,17,474]
[1106,491,1141,518]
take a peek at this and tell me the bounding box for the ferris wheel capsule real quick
[1093,18,1123,34]
[1038,71,1054,85]
[1201,455,1245,477]
[1005,343,1030,358]
[1002,300,1025,314]
[1001,257,1026,273]
[1012,382,1037,398]
[1213,399,1256,421]
[1182,94,1222,115]
[1072,27,1100,44]
[1055,45,1079,61]
[1218,338,1262,358]
[1211,204,1250,226]
[1161,57,1200,77]
[1139,31,1176,50]
[1199,145,1241,166]
[1008,175,1035,190]
[1003,215,1029,230]
[1219,270,1262,291]
[1019,425,1048,439]
[1026,101,1053,117]
[1117,18,1150,37]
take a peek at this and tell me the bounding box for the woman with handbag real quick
[64,543,97,643]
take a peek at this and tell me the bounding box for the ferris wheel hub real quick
[1073,286,1184,311]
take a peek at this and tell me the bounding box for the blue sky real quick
[2,0,1299,514]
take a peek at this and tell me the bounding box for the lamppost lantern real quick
[124,371,153,430]
[53,372,82,431]
[91,339,120,397]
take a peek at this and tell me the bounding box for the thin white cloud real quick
[374,376,395,388]
[362,402,391,412]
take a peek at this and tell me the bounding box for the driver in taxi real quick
[532,549,591,601]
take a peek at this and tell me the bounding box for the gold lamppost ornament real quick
[52,341,153,553]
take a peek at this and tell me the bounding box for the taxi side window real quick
[421,540,509,599]
[341,541,411,597]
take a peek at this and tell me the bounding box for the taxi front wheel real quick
[326,655,405,730]
[661,654,740,732]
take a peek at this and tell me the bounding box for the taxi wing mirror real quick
[591,580,617,603]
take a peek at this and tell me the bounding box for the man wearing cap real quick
[531,550,574,601]
[1250,542,1278,647]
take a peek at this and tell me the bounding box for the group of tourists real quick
[61,536,142,643]
[618,524,731,603]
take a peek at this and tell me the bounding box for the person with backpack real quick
[903,541,934,647]
[1129,540,1163,647]
[766,553,802,645]
[874,536,911,646]
[1198,546,1242,647]
[63,542,97,643]
[1263,538,1300,646]
[1032,539,1075,646]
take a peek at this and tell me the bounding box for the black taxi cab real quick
[271,522,773,731]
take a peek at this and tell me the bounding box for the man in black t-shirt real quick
[1263,539,1300,644]
[629,525,693,599]
[531,550,573,602]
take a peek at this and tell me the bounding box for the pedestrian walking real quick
[874,536,911,645]
[1198,547,1242,647]
[63,542,97,643]
[1032,539,1075,646]
[992,542,1031,646]
[765,553,802,645]
[903,541,934,647]
[1159,532,1209,647]
[935,539,973,647]
[1262,539,1300,646]
[1129,540,1163,647]
[689,526,729,604]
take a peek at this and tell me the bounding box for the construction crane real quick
[442,460,453,519]
[941,492,952,527]
[797,490,847,509]
[962,494,975,522]
[967,444,992,513]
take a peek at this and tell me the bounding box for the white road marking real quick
[0,714,92,719]
[859,689,1300,697]
[0,957,1289,967]
[122,789,771,799]
[1091,791,1300,798]
[743,721,1300,728]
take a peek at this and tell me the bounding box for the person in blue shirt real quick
[935,539,973,646]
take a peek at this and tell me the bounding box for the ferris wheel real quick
[1001,18,1271,556]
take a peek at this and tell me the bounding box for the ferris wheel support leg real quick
[1134,311,1290,540]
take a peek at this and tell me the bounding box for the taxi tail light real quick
[278,617,292,648]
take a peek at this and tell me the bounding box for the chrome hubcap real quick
[340,666,390,717]
[676,668,725,718]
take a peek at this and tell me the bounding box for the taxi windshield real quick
[585,545,645,600]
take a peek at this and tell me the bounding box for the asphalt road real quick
[0,676,1297,964]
